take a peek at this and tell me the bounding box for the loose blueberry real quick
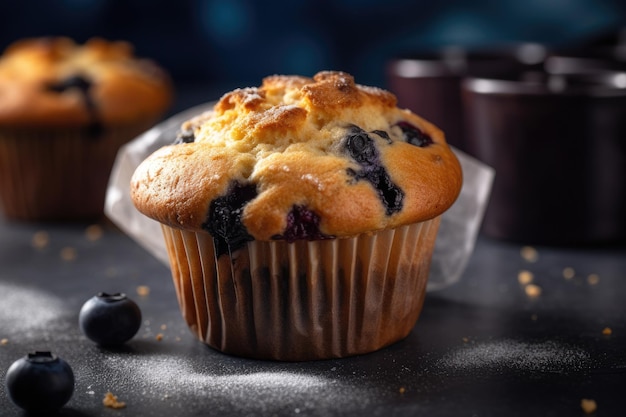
[79,292,142,346]
[5,351,74,414]
[202,182,257,257]
[343,126,405,215]
[174,129,195,144]
[395,121,433,147]
[273,205,334,242]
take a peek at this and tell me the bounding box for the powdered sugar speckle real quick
[0,282,69,335]
[437,339,590,374]
[98,353,375,415]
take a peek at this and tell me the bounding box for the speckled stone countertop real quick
[1,215,625,417]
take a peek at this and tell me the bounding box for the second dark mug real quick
[462,71,626,245]
[386,44,547,151]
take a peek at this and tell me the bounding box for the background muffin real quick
[0,37,173,221]
[131,71,462,360]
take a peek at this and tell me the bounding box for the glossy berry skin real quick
[395,121,433,147]
[202,182,257,256]
[274,205,334,242]
[79,292,142,346]
[46,74,103,137]
[174,128,195,144]
[343,126,404,215]
[5,351,74,413]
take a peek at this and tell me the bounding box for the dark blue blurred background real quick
[2,0,625,110]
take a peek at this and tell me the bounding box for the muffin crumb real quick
[60,247,77,261]
[0,338,8,345]
[520,246,539,262]
[517,270,534,285]
[562,267,575,280]
[31,231,50,249]
[580,398,597,414]
[524,284,542,298]
[398,387,406,394]
[587,274,600,285]
[156,333,164,341]
[602,327,612,336]
[85,224,104,241]
[136,285,150,296]
[103,391,126,409]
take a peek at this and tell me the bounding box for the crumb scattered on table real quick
[587,274,600,285]
[1,338,8,345]
[60,247,77,261]
[31,231,50,249]
[562,267,575,280]
[103,391,126,409]
[156,333,164,341]
[520,246,539,263]
[581,398,597,414]
[602,327,612,336]
[398,387,406,394]
[137,285,150,296]
[517,270,534,285]
[85,224,104,241]
[524,284,542,298]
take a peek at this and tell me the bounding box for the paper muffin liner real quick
[0,121,157,222]
[161,217,440,361]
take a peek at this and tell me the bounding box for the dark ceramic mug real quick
[386,44,547,151]
[462,71,626,245]
[545,45,626,75]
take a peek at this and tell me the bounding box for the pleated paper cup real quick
[0,122,158,222]
[161,216,441,361]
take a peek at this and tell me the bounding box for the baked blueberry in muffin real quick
[343,125,404,215]
[45,74,102,136]
[202,181,257,256]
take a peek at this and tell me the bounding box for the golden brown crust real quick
[131,71,462,240]
[0,37,173,127]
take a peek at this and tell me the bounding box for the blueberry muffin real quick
[0,37,172,221]
[131,71,462,360]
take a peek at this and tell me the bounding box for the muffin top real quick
[131,71,462,249]
[0,37,173,128]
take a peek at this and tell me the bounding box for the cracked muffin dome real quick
[0,37,172,128]
[131,71,462,245]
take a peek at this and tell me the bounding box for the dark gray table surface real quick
[1,82,625,416]
[1,215,625,417]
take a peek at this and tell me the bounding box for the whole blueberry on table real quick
[79,292,142,346]
[5,351,74,413]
